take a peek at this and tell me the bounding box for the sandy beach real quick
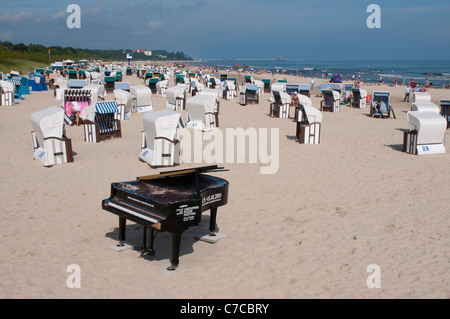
[0,64,449,299]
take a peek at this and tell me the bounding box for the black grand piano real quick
[102,165,229,270]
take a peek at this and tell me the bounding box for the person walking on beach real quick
[310,78,315,90]
[404,85,411,102]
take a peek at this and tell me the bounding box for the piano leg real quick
[209,207,217,236]
[141,227,156,256]
[118,217,126,246]
[168,231,182,271]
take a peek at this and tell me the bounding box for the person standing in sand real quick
[404,85,411,102]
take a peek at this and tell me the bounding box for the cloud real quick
[0,11,34,23]
[148,20,162,28]
[52,10,65,19]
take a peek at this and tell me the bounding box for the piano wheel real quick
[209,232,216,237]
[142,248,155,256]
[117,241,125,247]
[167,264,178,271]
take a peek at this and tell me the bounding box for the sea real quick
[186,59,450,88]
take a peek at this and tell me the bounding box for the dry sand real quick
[0,65,449,299]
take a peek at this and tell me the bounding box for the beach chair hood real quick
[143,110,180,143]
[30,106,64,147]
[407,111,446,145]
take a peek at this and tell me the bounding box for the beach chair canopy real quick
[223,80,235,90]
[130,85,152,107]
[30,106,64,146]
[186,95,217,122]
[166,85,185,105]
[0,80,14,93]
[69,80,86,88]
[199,88,220,99]
[411,102,440,113]
[412,92,431,103]
[95,101,119,114]
[246,84,258,92]
[273,90,291,104]
[407,111,447,145]
[322,89,340,101]
[298,94,313,106]
[143,110,180,144]
[286,84,301,95]
[299,105,323,124]
[352,88,367,99]
[271,83,286,93]
[115,82,130,91]
[114,89,133,112]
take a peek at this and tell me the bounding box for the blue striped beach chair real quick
[83,101,122,143]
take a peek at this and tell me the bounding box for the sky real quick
[0,0,450,60]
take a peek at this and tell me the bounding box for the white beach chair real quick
[0,80,15,106]
[156,80,169,97]
[270,90,291,118]
[403,111,446,155]
[140,110,181,168]
[113,89,133,120]
[130,85,152,113]
[321,89,341,112]
[351,88,367,109]
[30,106,73,167]
[185,94,218,132]
[165,85,186,111]
[296,105,323,144]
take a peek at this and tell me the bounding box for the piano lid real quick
[112,166,229,205]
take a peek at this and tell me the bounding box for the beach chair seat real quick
[140,110,181,168]
[270,91,291,118]
[299,84,311,97]
[83,102,122,143]
[371,91,391,118]
[403,111,446,155]
[146,78,159,94]
[270,83,286,102]
[245,84,259,105]
[104,76,116,92]
[30,106,74,167]
[296,105,323,144]
[351,88,367,109]
[262,79,271,93]
[321,90,340,112]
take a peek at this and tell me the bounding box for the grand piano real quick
[102,165,229,270]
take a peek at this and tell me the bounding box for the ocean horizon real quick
[185,59,450,88]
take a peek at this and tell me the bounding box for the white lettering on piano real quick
[203,193,222,205]
[127,196,154,208]
[176,205,200,222]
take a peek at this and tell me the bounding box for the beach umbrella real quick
[317,83,331,90]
